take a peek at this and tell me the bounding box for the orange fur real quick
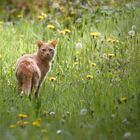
[16,40,57,98]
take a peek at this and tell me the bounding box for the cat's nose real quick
[47,53,50,56]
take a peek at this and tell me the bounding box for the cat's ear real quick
[37,40,44,48]
[50,40,58,48]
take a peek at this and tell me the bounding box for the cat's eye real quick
[49,48,53,52]
[41,48,46,52]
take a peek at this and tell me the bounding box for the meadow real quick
[0,0,140,140]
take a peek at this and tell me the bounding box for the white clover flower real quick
[56,129,62,134]
[80,108,87,115]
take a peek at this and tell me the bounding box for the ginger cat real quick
[16,40,57,98]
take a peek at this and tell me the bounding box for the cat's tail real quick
[22,75,32,97]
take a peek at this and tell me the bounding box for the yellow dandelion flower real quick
[60,6,65,12]
[47,24,55,29]
[23,121,29,125]
[90,32,101,38]
[59,30,66,35]
[86,75,93,80]
[32,118,41,127]
[91,63,96,67]
[41,129,47,133]
[74,62,79,65]
[17,14,23,18]
[41,12,47,18]
[107,38,119,43]
[120,96,127,102]
[59,29,71,35]
[108,53,114,58]
[38,15,44,20]
[18,113,28,119]
[49,77,57,81]
[9,124,16,128]
[16,120,23,125]
[63,29,71,33]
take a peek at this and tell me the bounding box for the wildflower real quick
[59,29,71,35]
[60,119,65,124]
[111,114,116,118]
[90,32,101,38]
[102,53,108,59]
[59,30,65,35]
[80,108,87,115]
[56,129,62,135]
[41,129,47,133]
[91,63,96,67]
[75,42,83,49]
[131,25,136,31]
[23,121,29,125]
[18,113,28,119]
[52,2,60,9]
[66,111,70,116]
[20,91,24,96]
[9,124,16,128]
[73,61,79,65]
[49,112,55,116]
[63,29,71,33]
[128,30,135,37]
[41,12,47,18]
[107,38,119,43]
[47,24,55,29]
[49,77,57,81]
[123,132,131,139]
[108,53,114,58]
[17,14,23,18]
[86,75,93,80]
[60,6,65,12]
[120,96,127,103]
[38,15,44,20]
[122,119,129,125]
[32,118,41,127]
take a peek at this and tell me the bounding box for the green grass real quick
[0,1,140,140]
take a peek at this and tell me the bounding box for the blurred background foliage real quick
[0,0,136,22]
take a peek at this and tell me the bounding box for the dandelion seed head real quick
[128,30,135,37]
[75,42,83,49]
[80,108,87,115]
[49,111,55,116]
[131,25,136,31]
[123,132,131,139]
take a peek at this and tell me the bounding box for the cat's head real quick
[37,40,57,61]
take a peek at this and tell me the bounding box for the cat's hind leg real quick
[32,71,41,98]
